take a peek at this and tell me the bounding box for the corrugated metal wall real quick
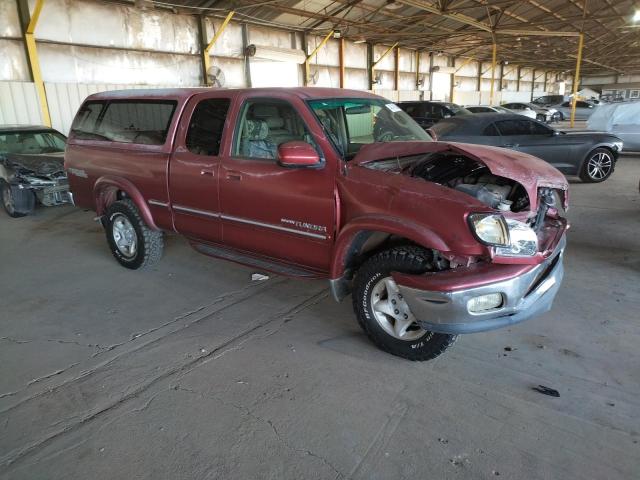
[0,0,561,130]
[0,82,43,125]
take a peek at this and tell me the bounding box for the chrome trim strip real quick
[221,214,327,240]
[171,204,327,240]
[148,199,169,208]
[173,204,221,218]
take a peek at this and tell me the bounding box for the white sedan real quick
[501,102,558,123]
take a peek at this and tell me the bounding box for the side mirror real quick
[277,141,322,169]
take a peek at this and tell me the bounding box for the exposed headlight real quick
[612,141,623,152]
[495,219,538,256]
[468,214,509,246]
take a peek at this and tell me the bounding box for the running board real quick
[192,242,320,278]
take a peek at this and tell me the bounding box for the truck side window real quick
[96,100,177,145]
[186,98,230,156]
[234,100,316,161]
[71,101,105,140]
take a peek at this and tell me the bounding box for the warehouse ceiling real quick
[146,0,640,74]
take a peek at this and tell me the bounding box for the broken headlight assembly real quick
[495,219,538,257]
[468,213,510,247]
[469,214,538,256]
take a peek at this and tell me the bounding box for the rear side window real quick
[483,123,500,136]
[496,119,551,136]
[495,119,531,135]
[186,98,230,156]
[71,100,177,145]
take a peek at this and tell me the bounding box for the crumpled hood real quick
[1,152,65,176]
[353,141,568,211]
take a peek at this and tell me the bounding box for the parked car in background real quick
[0,125,72,217]
[501,102,558,123]
[66,87,568,361]
[587,101,640,151]
[429,113,623,182]
[465,105,513,114]
[552,100,598,121]
[532,95,566,107]
[397,101,471,129]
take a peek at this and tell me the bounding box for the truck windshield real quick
[307,98,431,160]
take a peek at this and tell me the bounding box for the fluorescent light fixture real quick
[353,38,366,44]
[634,9,640,22]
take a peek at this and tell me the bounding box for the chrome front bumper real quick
[397,236,566,334]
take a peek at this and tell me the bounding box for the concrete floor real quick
[1,155,639,480]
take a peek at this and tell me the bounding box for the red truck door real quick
[169,95,231,242]
[218,96,336,272]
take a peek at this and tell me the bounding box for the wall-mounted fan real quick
[207,66,226,87]
[308,70,320,85]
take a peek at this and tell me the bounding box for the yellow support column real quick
[489,42,497,106]
[24,0,50,127]
[305,30,334,86]
[570,33,584,127]
[203,11,235,86]
[371,42,398,89]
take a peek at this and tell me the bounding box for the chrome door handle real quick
[200,170,214,176]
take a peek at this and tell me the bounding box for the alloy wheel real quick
[111,213,138,258]
[587,151,613,180]
[2,184,15,215]
[370,276,425,341]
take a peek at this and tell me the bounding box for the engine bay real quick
[410,152,531,212]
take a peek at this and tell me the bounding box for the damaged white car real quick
[0,125,73,217]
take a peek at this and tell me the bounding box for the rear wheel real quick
[105,199,163,269]
[580,148,615,183]
[352,246,457,361]
[1,181,35,218]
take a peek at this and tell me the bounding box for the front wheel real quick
[580,148,615,183]
[352,246,457,361]
[105,199,163,269]
[536,114,546,122]
[2,181,35,218]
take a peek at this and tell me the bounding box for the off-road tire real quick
[352,246,458,361]
[105,199,163,269]
[579,147,615,183]
[1,181,35,218]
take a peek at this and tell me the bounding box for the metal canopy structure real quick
[148,0,640,75]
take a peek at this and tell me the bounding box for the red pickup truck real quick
[65,87,568,361]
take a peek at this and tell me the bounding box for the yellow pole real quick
[570,32,584,127]
[415,50,420,90]
[305,30,334,86]
[371,42,398,88]
[25,0,50,127]
[451,56,475,104]
[489,42,497,106]
[203,11,235,85]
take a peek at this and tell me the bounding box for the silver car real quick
[552,100,598,121]
[587,101,640,151]
[465,105,513,114]
[501,102,558,123]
